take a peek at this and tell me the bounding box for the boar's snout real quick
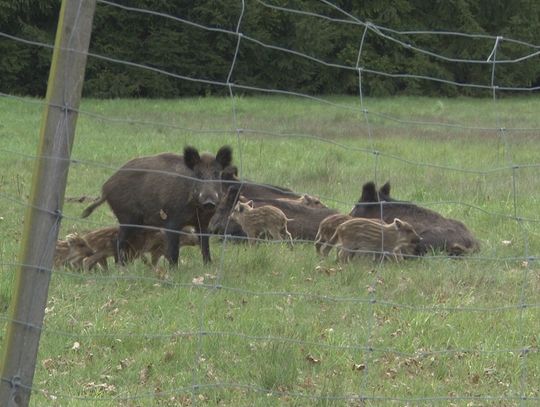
[414,238,427,256]
[198,191,220,210]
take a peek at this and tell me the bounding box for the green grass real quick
[0,95,539,406]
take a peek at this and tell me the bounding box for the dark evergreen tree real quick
[0,0,538,97]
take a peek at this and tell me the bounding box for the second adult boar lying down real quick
[230,201,294,246]
[208,184,339,241]
[350,181,480,255]
[327,217,422,263]
[220,165,327,208]
[220,165,303,201]
[276,194,327,208]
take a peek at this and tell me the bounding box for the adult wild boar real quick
[81,145,233,265]
[220,165,302,201]
[349,181,480,255]
[277,194,327,209]
[208,184,339,241]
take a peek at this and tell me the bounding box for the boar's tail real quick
[81,196,106,218]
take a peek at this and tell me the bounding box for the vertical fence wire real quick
[355,24,383,400]
[488,32,531,405]
[191,1,247,405]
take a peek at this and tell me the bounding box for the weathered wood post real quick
[0,1,96,405]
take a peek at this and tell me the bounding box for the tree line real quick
[1,0,538,98]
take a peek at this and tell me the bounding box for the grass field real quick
[0,95,539,406]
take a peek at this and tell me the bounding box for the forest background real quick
[1,0,539,98]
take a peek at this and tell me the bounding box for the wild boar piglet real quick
[314,213,353,256]
[327,217,421,263]
[230,200,294,247]
[81,226,199,271]
[53,233,94,269]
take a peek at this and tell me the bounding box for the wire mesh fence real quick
[0,0,539,405]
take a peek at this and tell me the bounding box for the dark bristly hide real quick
[81,146,232,265]
[349,181,480,255]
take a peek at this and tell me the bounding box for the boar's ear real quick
[246,200,254,208]
[184,146,201,170]
[216,145,233,168]
[221,165,238,181]
[225,185,242,208]
[227,183,240,196]
[360,181,378,202]
[394,218,404,229]
[379,181,391,199]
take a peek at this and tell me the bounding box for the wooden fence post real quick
[0,0,96,405]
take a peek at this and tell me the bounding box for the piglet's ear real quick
[221,165,238,181]
[246,200,254,208]
[216,145,233,168]
[394,218,404,229]
[184,146,201,170]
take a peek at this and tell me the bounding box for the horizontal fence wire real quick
[0,0,539,404]
[1,379,538,404]
[0,166,533,228]
[1,259,539,311]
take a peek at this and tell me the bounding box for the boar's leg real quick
[337,247,349,263]
[320,243,334,257]
[284,228,294,249]
[98,257,109,269]
[117,223,141,265]
[198,226,211,264]
[83,253,108,271]
[164,229,181,265]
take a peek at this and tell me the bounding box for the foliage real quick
[0,0,539,97]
